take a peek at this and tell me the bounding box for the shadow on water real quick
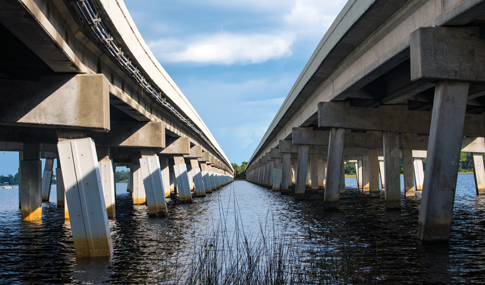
[0,176,484,283]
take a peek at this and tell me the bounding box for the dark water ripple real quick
[0,175,485,284]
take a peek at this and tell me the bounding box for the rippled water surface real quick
[1,175,485,284]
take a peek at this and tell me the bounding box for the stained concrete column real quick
[402,149,415,198]
[139,152,168,217]
[57,137,112,258]
[190,159,206,197]
[362,155,371,193]
[56,158,65,208]
[310,154,319,193]
[281,153,291,191]
[340,162,345,194]
[200,162,212,193]
[323,161,327,190]
[418,81,469,242]
[318,159,325,190]
[97,147,115,219]
[186,159,195,192]
[413,158,425,192]
[378,158,385,190]
[291,159,297,186]
[324,128,345,210]
[273,158,282,191]
[20,142,42,221]
[173,155,193,203]
[127,164,133,193]
[18,151,22,208]
[306,161,311,188]
[383,132,401,209]
[369,148,380,197]
[159,157,171,197]
[295,145,309,198]
[356,159,363,190]
[132,162,146,205]
[41,158,54,202]
[472,153,485,195]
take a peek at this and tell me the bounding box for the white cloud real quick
[243,97,285,107]
[284,0,348,36]
[149,33,294,65]
[218,125,268,149]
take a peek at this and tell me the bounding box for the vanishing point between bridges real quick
[2,0,485,283]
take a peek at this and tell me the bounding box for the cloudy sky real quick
[0,0,347,175]
[124,0,347,165]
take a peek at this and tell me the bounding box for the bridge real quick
[246,0,485,243]
[0,0,233,257]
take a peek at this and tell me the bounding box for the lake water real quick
[1,175,485,283]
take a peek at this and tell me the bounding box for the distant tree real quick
[115,170,130,183]
[240,161,248,172]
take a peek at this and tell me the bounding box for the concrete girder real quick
[0,75,109,131]
[91,122,165,148]
[184,145,202,159]
[160,137,190,155]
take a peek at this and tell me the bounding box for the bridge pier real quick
[295,145,309,199]
[58,137,112,258]
[413,158,425,192]
[56,159,65,208]
[132,161,146,205]
[418,81,469,242]
[200,162,212,193]
[310,154,319,192]
[472,153,485,195]
[369,149,380,197]
[383,132,401,209]
[190,159,206,197]
[140,151,168,217]
[273,158,282,191]
[127,164,133,193]
[97,147,115,219]
[324,128,345,211]
[362,155,371,193]
[159,157,171,197]
[339,163,345,194]
[41,158,54,202]
[173,155,193,203]
[378,157,385,190]
[20,142,42,221]
[356,159,363,190]
[318,159,325,191]
[281,153,291,192]
[402,148,415,198]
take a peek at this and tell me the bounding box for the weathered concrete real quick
[58,138,112,258]
[281,153,291,191]
[98,150,115,219]
[20,142,42,221]
[159,157,171,197]
[140,154,168,217]
[378,158,385,189]
[190,159,206,197]
[132,163,146,205]
[369,149,380,197]
[402,148,415,198]
[273,158,282,191]
[295,145,309,198]
[413,158,425,192]
[324,128,345,210]
[362,155,370,193]
[472,153,485,195]
[356,158,363,190]
[41,158,54,202]
[418,81,469,242]
[173,155,193,203]
[383,132,401,209]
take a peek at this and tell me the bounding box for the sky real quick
[0,0,347,175]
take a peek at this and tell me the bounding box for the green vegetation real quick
[115,170,130,183]
[232,161,248,179]
[0,173,18,185]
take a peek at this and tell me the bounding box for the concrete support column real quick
[324,128,345,210]
[159,157,171,197]
[127,164,133,193]
[190,159,206,197]
[20,142,42,221]
[291,159,297,186]
[295,145,309,198]
[402,149,415,198]
[273,158,282,191]
[186,159,195,192]
[41,158,54,202]
[472,153,485,195]
[306,161,311,188]
[318,159,325,190]
[57,137,112,257]
[173,155,193,203]
[140,153,168,217]
[18,151,22,208]
[281,153,291,191]
[340,162,345,194]
[356,159,363,190]
[418,81,469,242]
[56,158,65,208]
[383,132,401,209]
[369,148,380,197]
[97,147,115,219]
[200,162,212,193]
[378,158,385,189]
[209,165,217,190]
[413,158,425,192]
[310,154,319,192]
[362,155,371,193]
[132,163,146,205]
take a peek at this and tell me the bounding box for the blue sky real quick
[0,0,346,175]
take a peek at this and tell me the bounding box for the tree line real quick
[231,162,248,179]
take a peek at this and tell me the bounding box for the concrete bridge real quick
[0,0,233,257]
[246,0,485,243]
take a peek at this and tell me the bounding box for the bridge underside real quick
[247,0,485,243]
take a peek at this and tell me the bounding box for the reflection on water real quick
[0,176,484,283]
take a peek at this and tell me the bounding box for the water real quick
[1,176,485,283]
